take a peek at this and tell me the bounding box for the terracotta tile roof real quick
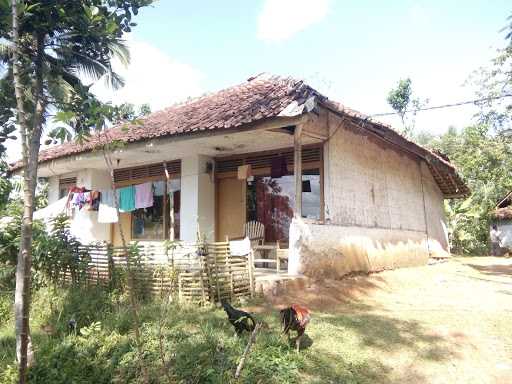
[494,207,512,220]
[496,190,512,209]
[10,73,468,197]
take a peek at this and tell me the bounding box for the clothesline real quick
[64,179,180,224]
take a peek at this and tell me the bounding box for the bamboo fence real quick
[68,241,254,304]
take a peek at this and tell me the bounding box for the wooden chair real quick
[244,221,265,247]
[276,241,289,273]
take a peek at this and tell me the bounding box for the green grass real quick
[0,286,456,383]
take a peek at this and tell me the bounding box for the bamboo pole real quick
[235,323,262,379]
[294,124,303,218]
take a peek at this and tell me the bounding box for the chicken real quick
[280,304,311,352]
[68,317,77,334]
[221,299,256,336]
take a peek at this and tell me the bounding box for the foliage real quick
[0,288,304,384]
[1,1,152,376]
[0,203,47,290]
[0,159,11,210]
[0,209,92,289]
[421,125,512,254]
[387,78,428,138]
[471,15,512,134]
[32,215,90,286]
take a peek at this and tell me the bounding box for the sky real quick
[5,0,512,161]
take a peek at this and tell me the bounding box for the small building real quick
[12,74,468,278]
[493,191,512,250]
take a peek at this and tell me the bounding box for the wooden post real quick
[178,273,183,303]
[294,125,303,218]
[235,322,262,379]
[248,250,254,297]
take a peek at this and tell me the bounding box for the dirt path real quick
[253,256,512,383]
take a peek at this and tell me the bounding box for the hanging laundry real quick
[118,185,136,212]
[153,180,165,196]
[271,156,287,178]
[135,182,154,209]
[71,191,89,210]
[82,192,91,210]
[167,179,180,194]
[133,215,145,236]
[89,190,101,211]
[98,190,118,223]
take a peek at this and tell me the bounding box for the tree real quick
[423,125,512,254]
[0,1,151,381]
[387,78,428,138]
[472,13,512,134]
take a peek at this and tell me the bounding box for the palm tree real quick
[0,2,148,381]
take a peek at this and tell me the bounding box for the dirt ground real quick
[251,256,512,383]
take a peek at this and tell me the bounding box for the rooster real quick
[280,304,311,352]
[221,299,256,336]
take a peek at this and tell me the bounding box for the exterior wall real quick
[112,212,131,247]
[497,220,512,248]
[180,155,215,242]
[70,169,112,244]
[48,176,60,204]
[291,112,449,277]
[420,162,450,257]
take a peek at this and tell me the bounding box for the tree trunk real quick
[11,2,46,381]
[102,146,149,384]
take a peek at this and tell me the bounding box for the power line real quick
[370,93,512,117]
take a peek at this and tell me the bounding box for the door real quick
[216,177,246,241]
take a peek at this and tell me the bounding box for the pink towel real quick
[135,182,154,209]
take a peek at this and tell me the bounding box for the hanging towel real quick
[97,189,118,223]
[153,180,165,196]
[118,185,136,212]
[167,179,180,194]
[89,191,101,211]
[98,202,118,223]
[101,189,115,207]
[135,182,154,209]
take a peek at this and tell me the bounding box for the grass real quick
[2,257,511,383]
[0,288,452,384]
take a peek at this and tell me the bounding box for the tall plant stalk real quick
[101,133,149,383]
[11,1,46,381]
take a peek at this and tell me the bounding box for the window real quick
[247,169,321,243]
[59,177,76,199]
[131,178,181,241]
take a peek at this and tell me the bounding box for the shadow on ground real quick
[466,263,512,278]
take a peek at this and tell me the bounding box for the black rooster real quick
[221,299,256,336]
[280,304,311,352]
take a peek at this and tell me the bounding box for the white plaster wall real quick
[69,169,112,244]
[293,113,450,277]
[180,156,215,242]
[420,162,450,257]
[48,176,60,204]
[497,220,512,247]
[294,220,429,278]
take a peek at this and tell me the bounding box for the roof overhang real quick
[29,115,320,178]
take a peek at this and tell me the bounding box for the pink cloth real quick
[135,182,154,209]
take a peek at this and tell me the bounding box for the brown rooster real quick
[280,304,311,352]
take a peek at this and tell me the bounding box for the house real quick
[11,74,468,278]
[493,190,512,251]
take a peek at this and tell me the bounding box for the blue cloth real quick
[153,181,165,196]
[117,186,136,212]
[100,189,114,207]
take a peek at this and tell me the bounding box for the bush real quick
[0,286,305,384]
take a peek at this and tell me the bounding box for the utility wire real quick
[370,93,512,117]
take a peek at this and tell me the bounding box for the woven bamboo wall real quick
[69,242,254,304]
